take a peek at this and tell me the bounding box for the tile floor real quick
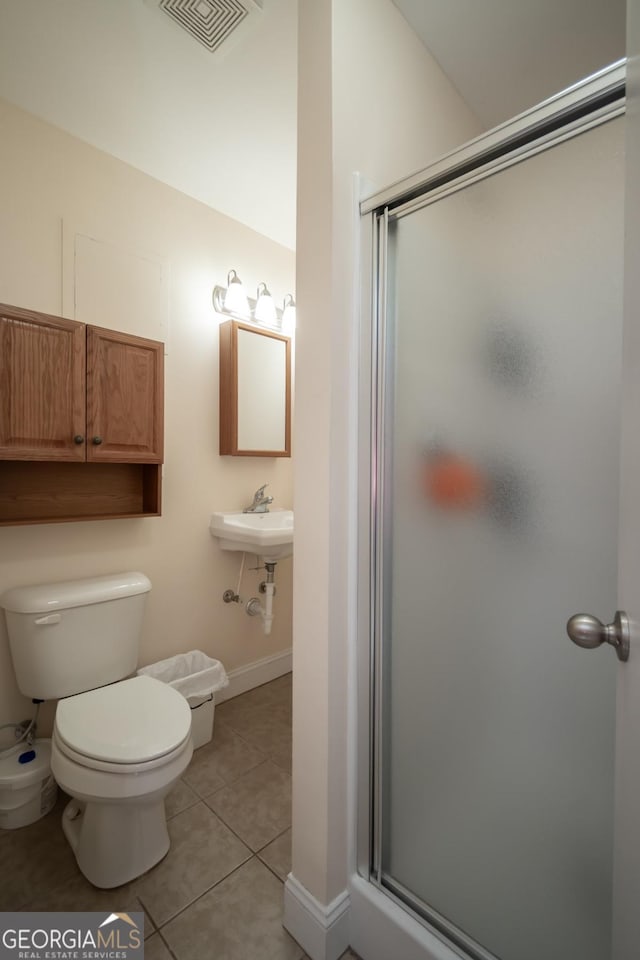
[0,673,360,960]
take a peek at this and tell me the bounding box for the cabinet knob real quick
[92,436,103,445]
[73,435,85,445]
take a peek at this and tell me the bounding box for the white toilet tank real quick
[0,572,152,700]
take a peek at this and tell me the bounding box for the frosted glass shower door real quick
[379,116,624,960]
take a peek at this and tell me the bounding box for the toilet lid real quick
[55,675,192,764]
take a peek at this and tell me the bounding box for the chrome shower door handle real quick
[566,610,630,662]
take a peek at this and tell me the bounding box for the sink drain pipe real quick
[246,561,277,635]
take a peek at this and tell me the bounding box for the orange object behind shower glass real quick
[422,452,486,509]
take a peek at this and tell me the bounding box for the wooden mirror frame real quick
[219,319,292,457]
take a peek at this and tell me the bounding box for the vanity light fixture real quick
[212,268,295,334]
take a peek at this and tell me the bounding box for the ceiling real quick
[0,0,298,249]
[393,0,626,129]
[0,1,627,250]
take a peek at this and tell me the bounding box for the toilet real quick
[0,572,193,889]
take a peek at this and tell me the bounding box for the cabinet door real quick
[0,304,86,460]
[87,326,164,462]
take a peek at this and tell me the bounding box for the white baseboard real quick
[216,648,292,703]
[283,873,350,960]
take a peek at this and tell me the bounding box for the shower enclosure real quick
[359,63,628,960]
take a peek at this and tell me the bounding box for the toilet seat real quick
[55,674,191,766]
[53,728,192,775]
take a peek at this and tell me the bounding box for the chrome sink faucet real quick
[243,483,274,514]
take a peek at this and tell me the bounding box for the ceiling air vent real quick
[157,0,263,54]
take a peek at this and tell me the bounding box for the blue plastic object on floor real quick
[18,750,35,764]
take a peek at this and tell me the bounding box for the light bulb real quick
[223,269,250,318]
[254,282,277,326]
[281,294,296,335]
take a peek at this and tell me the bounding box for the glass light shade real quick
[254,283,277,326]
[224,270,250,318]
[281,295,296,335]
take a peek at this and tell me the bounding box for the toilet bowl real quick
[0,572,194,890]
[51,675,193,888]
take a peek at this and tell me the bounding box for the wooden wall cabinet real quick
[219,320,291,457]
[0,303,164,525]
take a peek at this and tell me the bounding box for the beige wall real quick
[292,0,480,913]
[0,98,295,733]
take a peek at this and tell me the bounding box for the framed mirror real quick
[219,320,291,457]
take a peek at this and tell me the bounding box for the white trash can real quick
[0,738,58,830]
[137,651,228,749]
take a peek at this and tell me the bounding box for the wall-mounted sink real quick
[209,509,294,561]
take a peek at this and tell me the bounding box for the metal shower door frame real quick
[357,59,626,960]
